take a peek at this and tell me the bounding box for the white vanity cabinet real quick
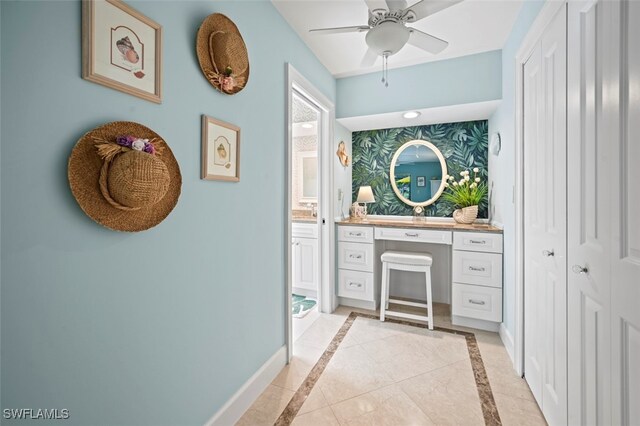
[451,231,503,330]
[292,223,318,297]
[337,226,377,308]
[336,222,504,332]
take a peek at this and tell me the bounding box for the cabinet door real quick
[293,237,317,291]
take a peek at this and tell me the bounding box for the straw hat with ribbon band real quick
[197,13,249,95]
[68,122,181,232]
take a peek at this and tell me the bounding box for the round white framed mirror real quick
[389,140,448,208]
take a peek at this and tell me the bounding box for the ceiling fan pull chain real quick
[381,51,390,86]
[384,52,389,87]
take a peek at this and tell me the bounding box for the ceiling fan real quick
[309,0,462,85]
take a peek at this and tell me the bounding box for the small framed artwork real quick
[202,115,241,182]
[417,176,426,187]
[82,0,162,103]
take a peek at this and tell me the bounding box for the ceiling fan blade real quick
[364,0,388,12]
[385,0,408,11]
[361,48,379,67]
[408,28,448,54]
[403,0,463,22]
[309,25,370,35]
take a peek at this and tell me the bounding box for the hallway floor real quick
[237,304,546,426]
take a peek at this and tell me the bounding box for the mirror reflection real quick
[390,140,447,207]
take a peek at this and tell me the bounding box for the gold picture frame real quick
[201,115,241,182]
[82,0,162,103]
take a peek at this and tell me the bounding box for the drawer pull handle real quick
[469,239,486,244]
[349,232,363,237]
[469,299,486,305]
[348,282,363,288]
[542,249,555,257]
[349,254,363,259]
[405,233,419,237]
[468,266,486,272]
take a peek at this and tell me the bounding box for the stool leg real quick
[380,262,388,322]
[425,266,434,330]
[385,269,390,309]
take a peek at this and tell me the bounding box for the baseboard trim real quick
[499,323,515,365]
[205,345,287,426]
[452,315,500,332]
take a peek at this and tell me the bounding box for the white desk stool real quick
[380,251,434,330]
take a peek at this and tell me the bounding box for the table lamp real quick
[356,186,376,219]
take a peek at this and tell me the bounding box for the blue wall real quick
[0,1,334,424]
[336,50,502,118]
[488,0,545,339]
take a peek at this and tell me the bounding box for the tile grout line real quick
[274,311,502,426]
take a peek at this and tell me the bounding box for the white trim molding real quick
[513,0,567,377]
[499,323,515,364]
[205,346,287,426]
[285,64,336,362]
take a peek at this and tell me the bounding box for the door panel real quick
[540,7,567,424]
[524,40,544,406]
[524,6,567,424]
[567,0,613,424]
[610,1,640,424]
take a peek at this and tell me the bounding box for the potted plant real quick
[441,168,487,224]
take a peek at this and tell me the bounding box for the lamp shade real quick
[356,186,375,203]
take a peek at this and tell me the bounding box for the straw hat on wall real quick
[196,13,249,95]
[68,121,181,232]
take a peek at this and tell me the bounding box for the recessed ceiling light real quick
[402,111,421,119]
[301,123,314,129]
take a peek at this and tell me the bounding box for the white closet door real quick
[523,6,567,424]
[610,1,640,424]
[567,1,613,424]
[539,7,568,424]
[524,40,544,406]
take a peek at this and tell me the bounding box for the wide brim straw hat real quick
[68,121,181,232]
[196,13,249,95]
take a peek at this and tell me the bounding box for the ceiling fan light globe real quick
[365,22,410,55]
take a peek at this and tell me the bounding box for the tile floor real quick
[237,304,546,426]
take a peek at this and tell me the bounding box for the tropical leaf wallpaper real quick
[352,120,489,217]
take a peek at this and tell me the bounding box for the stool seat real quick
[380,251,433,266]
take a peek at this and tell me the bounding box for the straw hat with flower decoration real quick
[68,121,182,232]
[196,13,249,95]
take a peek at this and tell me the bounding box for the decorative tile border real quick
[274,312,502,426]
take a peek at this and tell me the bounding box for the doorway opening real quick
[285,64,336,362]
[291,90,321,341]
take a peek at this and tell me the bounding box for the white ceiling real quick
[271,0,523,78]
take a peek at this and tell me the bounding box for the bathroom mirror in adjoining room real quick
[390,140,448,208]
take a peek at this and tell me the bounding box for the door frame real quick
[285,64,336,362]
[513,0,567,376]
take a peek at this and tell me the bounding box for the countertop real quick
[292,216,316,223]
[337,217,503,234]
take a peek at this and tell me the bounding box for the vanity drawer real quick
[293,222,318,239]
[452,283,502,322]
[453,231,503,253]
[338,242,374,272]
[338,269,374,301]
[338,226,373,243]
[452,251,502,288]
[374,227,452,245]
